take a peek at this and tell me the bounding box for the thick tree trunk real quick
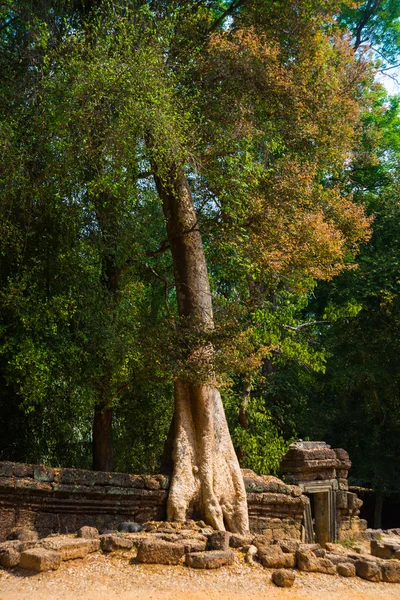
[92,404,114,472]
[154,164,249,533]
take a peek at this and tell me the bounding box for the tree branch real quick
[283,320,330,332]
[353,0,383,51]
[208,0,248,35]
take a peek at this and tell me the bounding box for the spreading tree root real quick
[167,380,249,535]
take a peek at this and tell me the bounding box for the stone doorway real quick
[303,483,337,544]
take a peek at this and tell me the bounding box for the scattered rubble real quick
[0,518,399,587]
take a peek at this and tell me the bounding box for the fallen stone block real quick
[0,547,20,568]
[337,563,356,577]
[271,569,296,588]
[283,553,296,568]
[317,558,336,575]
[296,550,335,575]
[19,548,61,572]
[278,539,300,554]
[136,539,185,565]
[207,531,230,551]
[325,543,348,555]
[371,540,393,559]
[326,552,355,566]
[185,550,235,569]
[296,549,319,572]
[43,536,100,560]
[77,526,99,539]
[259,545,287,569]
[355,559,382,582]
[229,534,254,549]
[382,561,400,583]
[100,534,133,553]
[181,539,207,553]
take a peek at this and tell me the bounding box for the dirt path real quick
[1,553,400,600]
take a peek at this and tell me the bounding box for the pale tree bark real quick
[153,165,249,534]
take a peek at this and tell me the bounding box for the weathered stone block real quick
[371,540,393,559]
[271,569,296,588]
[278,539,300,554]
[229,533,254,549]
[259,545,286,569]
[382,561,400,583]
[77,526,99,539]
[336,491,348,509]
[185,550,235,569]
[100,534,133,553]
[19,548,61,572]
[42,536,99,560]
[0,547,20,568]
[296,550,335,574]
[33,465,54,483]
[136,539,185,565]
[207,531,230,551]
[317,558,336,575]
[355,559,382,582]
[337,563,356,577]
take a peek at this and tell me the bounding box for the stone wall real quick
[0,462,307,542]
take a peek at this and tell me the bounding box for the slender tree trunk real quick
[154,164,249,533]
[92,403,114,471]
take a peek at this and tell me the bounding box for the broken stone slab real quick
[326,552,356,566]
[185,550,235,569]
[296,550,336,575]
[0,547,20,568]
[382,561,400,583]
[136,539,185,565]
[19,548,61,572]
[271,569,296,588]
[229,533,254,549]
[77,526,99,539]
[100,534,133,553]
[371,539,400,559]
[207,531,230,551]
[337,563,356,577]
[355,559,382,582]
[42,536,100,560]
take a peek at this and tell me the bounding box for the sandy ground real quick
[1,552,400,600]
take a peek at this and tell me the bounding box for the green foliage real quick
[224,390,291,475]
